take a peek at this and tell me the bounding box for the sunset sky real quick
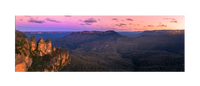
[15,15,184,32]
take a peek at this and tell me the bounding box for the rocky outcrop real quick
[44,48,70,71]
[15,30,70,72]
[35,37,52,56]
[45,38,52,54]
[15,30,32,72]
[30,36,36,52]
[37,37,47,56]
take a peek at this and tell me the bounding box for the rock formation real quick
[15,30,70,72]
[44,48,70,71]
[30,36,37,52]
[15,30,32,72]
[45,38,52,54]
[37,37,47,56]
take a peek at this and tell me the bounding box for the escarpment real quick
[15,30,70,72]
[15,30,32,72]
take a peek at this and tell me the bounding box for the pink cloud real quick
[157,24,167,27]
[170,20,178,23]
[163,18,176,20]
[147,25,154,27]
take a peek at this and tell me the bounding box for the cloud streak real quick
[112,18,118,20]
[156,22,167,27]
[126,18,133,21]
[170,20,178,23]
[46,18,61,23]
[80,24,85,25]
[115,23,126,27]
[157,24,167,27]
[85,23,92,25]
[83,18,97,23]
[163,18,176,20]
[147,25,154,27]
[163,18,178,23]
[28,18,45,24]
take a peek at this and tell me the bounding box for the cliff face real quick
[30,36,36,50]
[45,38,52,54]
[44,48,70,71]
[165,30,184,35]
[15,30,32,72]
[141,30,184,36]
[15,30,70,72]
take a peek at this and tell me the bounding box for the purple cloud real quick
[19,19,23,21]
[147,25,154,27]
[28,18,45,24]
[80,24,85,25]
[126,18,133,21]
[46,18,61,23]
[157,22,167,27]
[112,18,118,20]
[115,23,127,27]
[85,23,92,25]
[83,18,97,23]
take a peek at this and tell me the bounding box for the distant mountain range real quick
[57,30,184,71]
[23,32,71,34]
[119,30,184,37]
[52,30,184,53]
[21,30,184,71]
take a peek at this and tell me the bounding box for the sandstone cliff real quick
[165,30,184,35]
[141,30,184,36]
[15,30,32,72]
[15,30,70,72]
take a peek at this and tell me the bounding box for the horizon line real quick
[17,29,185,32]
